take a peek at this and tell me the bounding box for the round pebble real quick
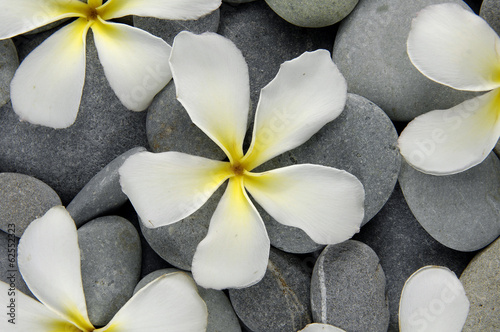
[78,216,142,327]
[399,154,500,252]
[480,0,500,35]
[310,240,389,332]
[0,173,61,237]
[0,39,18,108]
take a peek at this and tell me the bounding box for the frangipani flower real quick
[0,206,207,331]
[0,0,220,128]
[398,3,500,175]
[119,31,365,290]
[299,323,346,332]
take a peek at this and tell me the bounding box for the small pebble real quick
[0,39,18,107]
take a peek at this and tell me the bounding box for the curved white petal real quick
[99,0,220,21]
[97,273,207,332]
[0,0,87,38]
[407,3,500,91]
[169,31,250,160]
[91,21,172,112]
[192,177,270,290]
[243,50,347,170]
[399,266,469,332]
[244,164,364,244]
[398,89,500,175]
[17,206,94,331]
[299,323,346,332]
[10,18,89,128]
[119,151,231,228]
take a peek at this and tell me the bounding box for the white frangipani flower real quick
[398,3,500,175]
[119,31,365,290]
[299,323,346,332]
[0,0,221,128]
[0,206,208,331]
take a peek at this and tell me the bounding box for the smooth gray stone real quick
[224,0,257,4]
[135,268,242,332]
[0,39,18,108]
[461,236,500,331]
[265,0,359,27]
[310,240,389,332]
[495,140,500,158]
[229,248,312,332]
[0,230,33,299]
[255,94,400,253]
[333,0,478,121]
[79,216,141,327]
[67,146,146,227]
[399,154,500,252]
[481,0,500,35]
[0,173,61,237]
[1,30,149,204]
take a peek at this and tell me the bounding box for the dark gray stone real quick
[333,0,478,121]
[310,240,389,332]
[229,248,312,332]
[67,146,146,227]
[480,0,500,35]
[0,39,18,107]
[78,216,141,327]
[399,154,500,252]
[0,173,61,237]
[224,0,257,4]
[0,230,33,299]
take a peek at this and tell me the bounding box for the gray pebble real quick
[0,173,61,237]
[78,216,141,327]
[67,146,146,227]
[0,39,18,108]
[0,230,33,299]
[332,0,478,121]
[229,248,312,332]
[310,240,389,332]
[399,154,500,252]
[480,0,500,35]
[224,0,257,4]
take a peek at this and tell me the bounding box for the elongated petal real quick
[99,0,221,21]
[244,164,364,244]
[299,323,346,332]
[91,21,172,112]
[399,266,469,332]
[243,50,347,170]
[169,31,250,160]
[119,151,231,228]
[17,206,94,331]
[10,18,89,128]
[192,177,270,289]
[407,3,500,91]
[398,89,500,175]
[0,282,81,331]
[97,273,207,332]
[0,0,87,38]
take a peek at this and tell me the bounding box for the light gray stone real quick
[0,230,33,299]
[332,0,478,121]
[224,0,257,4]
[399,154,500,252]
[79,216,141,327]
[0,39,18,108]
[310,240,389,332]
[481,0,500,35]
[67,146,146,227]
[0,173,61,237]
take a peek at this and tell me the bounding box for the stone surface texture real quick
[0,39,18,108]
[480,0,500,35]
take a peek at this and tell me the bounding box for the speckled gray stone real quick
[0,173,61,237]
[399,154,500,252]
[461,236,500,331]
[310,240,389,332]
[0,230,33,299]
[135,268,241,332]
[255,94,400,253]
[67,146,146,227]
[229,248,312,332]
[481,0,500,35]
[333,0,478,121]
[78,216,141,327]
[224,0,257,4]
[0,39,18,108]
[265,0,358,27]
[495,140,500,158]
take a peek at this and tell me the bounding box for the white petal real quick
[244,164,364,244]
[10,18,89,128]
[17,206,94,331]
[399,266,469,332]
[407,3,500,91]
[97,273,207,332]
[192,177,270,290]
[398,89,500,175]
[299,323,346,332]
[0,0,87,38]
[170,31,250,159]
[119,151,231,228]
[243,50,347,170]
[98,0,221,21]
[91,21,172,112]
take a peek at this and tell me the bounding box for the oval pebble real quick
[0,39,18,108]
[481,0,500,35]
